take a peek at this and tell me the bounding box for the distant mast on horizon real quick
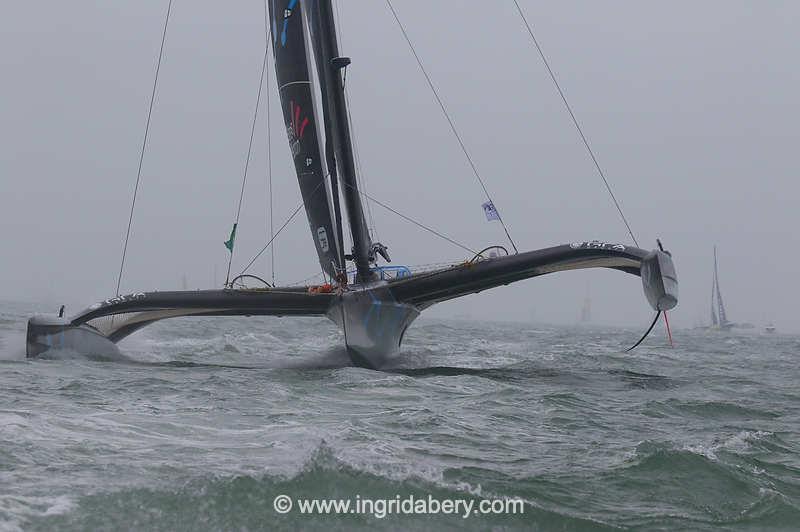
[580,284,591,323]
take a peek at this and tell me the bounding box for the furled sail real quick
[269,0,342,278]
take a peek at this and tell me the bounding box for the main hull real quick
[327,285,420,369]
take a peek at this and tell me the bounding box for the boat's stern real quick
[26,314,119,358]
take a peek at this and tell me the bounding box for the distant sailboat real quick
[710,246,733,331]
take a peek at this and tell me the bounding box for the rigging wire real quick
[115,0,173,296]
[239,200,306,277]
[238,179,328,277]
[225,38,270,287]
[513,1,669,348]
[511,0,639,248]
[342,181,478,256]
[384,0,518,254]
[263,0,275,286]
[291,270,326,286]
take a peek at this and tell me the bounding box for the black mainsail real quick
[269,0,342,279]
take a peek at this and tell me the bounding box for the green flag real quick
[224,223,237,252]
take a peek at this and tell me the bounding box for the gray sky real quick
[1,1,798,332]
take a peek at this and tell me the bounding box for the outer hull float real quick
[27,315,121,359]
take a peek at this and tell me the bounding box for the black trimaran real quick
[27,0,678,368]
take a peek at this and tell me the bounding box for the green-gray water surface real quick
[1,301,798,530]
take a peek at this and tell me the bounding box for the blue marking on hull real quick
[361,288,409,341]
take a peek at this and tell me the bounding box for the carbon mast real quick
[304,0,377,283]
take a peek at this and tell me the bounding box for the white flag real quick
[482,200,500,221]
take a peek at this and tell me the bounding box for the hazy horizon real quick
[2,1,798,332]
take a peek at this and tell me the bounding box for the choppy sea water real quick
[1,300,799,531]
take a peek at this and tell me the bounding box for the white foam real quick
[0,494,75,531]
[680,430,773,462]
